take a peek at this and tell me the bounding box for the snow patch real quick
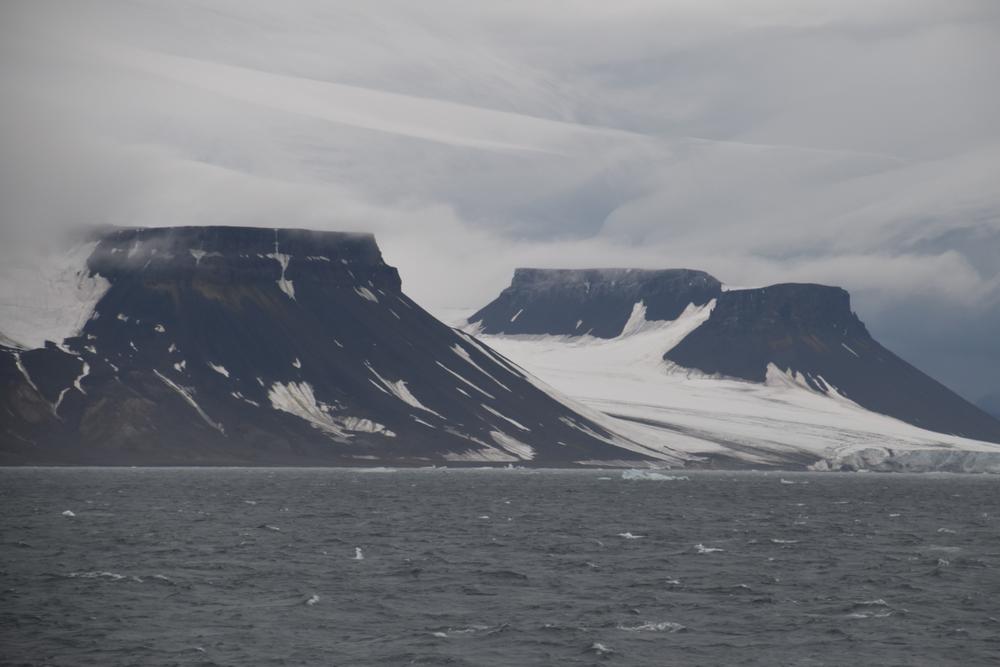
[208,362,230,378]
[268,381,395,439]
[154,369,225,435]
[618,301,647,337]
[366,363,444,418]
[435,361,495,399]
[450,343,511,392]
[841,342,860,358]
[267,381,348,440]
[354,286,379,303]
[490,430,535,460]
[0,242,113,350]
[482,404,530,432]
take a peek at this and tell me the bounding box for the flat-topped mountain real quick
[468,268,721,338]
[664,282,1000,444]
[470,268,1000,472]
[0,227,682,466]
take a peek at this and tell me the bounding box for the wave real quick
[617,621,685,633]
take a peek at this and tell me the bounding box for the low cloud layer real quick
[1,0,998,400]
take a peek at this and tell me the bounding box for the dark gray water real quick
[1,468,999,666]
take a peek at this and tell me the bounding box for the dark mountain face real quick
[664,283,1000,444]
[468,268,722,338]
[0,227,668,466]
[978,393,1000,421]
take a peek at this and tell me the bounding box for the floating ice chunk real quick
[510,308,523,322]
[62,510,75,517]
[167,343,177,353]
[354,286,379,302]
[208,362,230,378]
[261,524,281,532]
[154,324,165,333]
[354,547,364,560]
[292,358,302,369]
[305,594,320,606]
[117,313,129,322]
[588,643,613,655]
[695,543,724,554]
[621,470,688,481]
[841,342,860,357]
[333,339,344,348]
[173,360,186,373]
[618,532,644,539]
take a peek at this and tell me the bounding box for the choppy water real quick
[1,468,999,666]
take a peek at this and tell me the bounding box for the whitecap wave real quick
[617,621,685,633]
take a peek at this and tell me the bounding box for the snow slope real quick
[469,302,1000,472]
[0,242,109,349]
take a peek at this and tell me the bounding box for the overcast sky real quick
[1,0,998,403]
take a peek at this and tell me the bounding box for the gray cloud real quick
[1,0,998,402]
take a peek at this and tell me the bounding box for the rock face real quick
[0,227,672,466]
[468,268,721,338]
[665,283,1000,444]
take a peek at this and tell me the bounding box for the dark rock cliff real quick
[468,268,721,338]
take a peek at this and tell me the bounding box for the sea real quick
[1,468,998,666]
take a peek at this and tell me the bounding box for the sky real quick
[1,0,998,404]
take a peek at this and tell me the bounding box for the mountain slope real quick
[468,269,1000,471]
[664,283,1000,444]
[0,228,684,467]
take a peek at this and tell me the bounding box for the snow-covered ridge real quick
[478,298,1000,471]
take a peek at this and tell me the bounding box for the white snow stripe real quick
[154,369,225,435]
[434,361,496,399]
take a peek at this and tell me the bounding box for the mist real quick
[1,0,998,400]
